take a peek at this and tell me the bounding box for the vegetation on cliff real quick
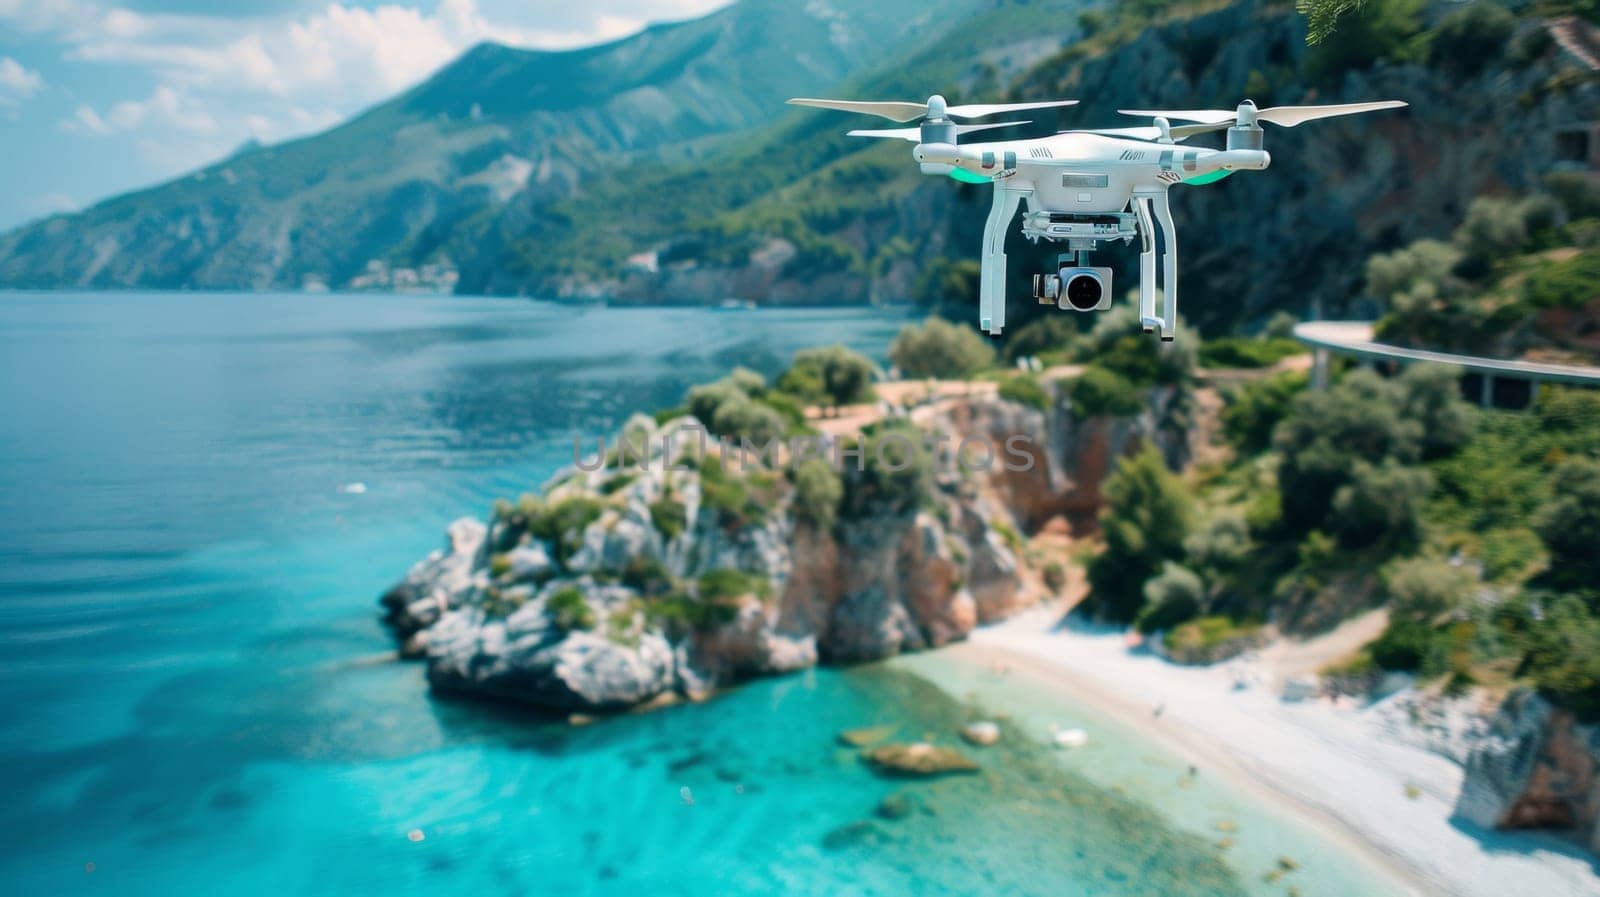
[1080,334,1600,717]
[1372,180,1600,363]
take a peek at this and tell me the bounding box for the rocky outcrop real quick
[381,409,1042,712]
[1455,689,1600,852]
[380,377,1191,713]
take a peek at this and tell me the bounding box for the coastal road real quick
[1293,321,1600,405]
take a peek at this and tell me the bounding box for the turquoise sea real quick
[0,292,1409,896]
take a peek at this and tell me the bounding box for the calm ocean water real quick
[0,292,1405,897]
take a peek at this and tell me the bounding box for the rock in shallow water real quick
[837,724,898,748]
[863,742,980,777]
[959,720,1001,746]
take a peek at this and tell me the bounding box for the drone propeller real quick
[1118,100,1407,129]
[789,94,1077,123]
[1063,121,1222,142]
[849,120,1031,141]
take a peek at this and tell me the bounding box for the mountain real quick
[0,0,985,291]
[9,0,1597,339]
[496,0,1600,333]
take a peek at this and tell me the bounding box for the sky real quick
[0,0,732,231]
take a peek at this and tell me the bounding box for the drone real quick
[787,94,1407,340]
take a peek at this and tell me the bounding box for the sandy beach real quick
[911,604,1599,897]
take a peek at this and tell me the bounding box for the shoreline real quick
[895,603,1598,897]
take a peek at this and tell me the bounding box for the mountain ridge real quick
[0,0,987,291]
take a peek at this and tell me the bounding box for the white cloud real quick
[23,192,78,217]
[64,86,216,136]
[37,1,658,105]
[0,56,43,107]
[10,0,733,196]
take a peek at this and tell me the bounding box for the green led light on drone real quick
[1181,169,1233,185]
[948,169,992,184]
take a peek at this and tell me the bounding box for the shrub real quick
[1545,170,1600,221]
[1369,617,1441,671]
[1162,615,1261,655]
[1222,370,1308,454]
[890,317,995,379]
[1042,561,1068,594]
[998,375,1051,411]
[1330,459,1433,549]
[489,553,513,578]
[1079,305,1195,386]
[620,555,672,596]
[697,457,763,527]
[698,568,767,602]
[1518,595,1600,721]
[1274,370,1423,535]
[1532,457,1600,591]
[710,395,787,445]
[1135,562,1205,634]
[1001,316,1076,363]
[782,345,876,407]
[1264,311,1299,340]
[646,591,740,635]
[1526,248,1600,310]
[1198,337,1304,369]
[1429,1,1515,76]
[913,257,982,307]
[481,586,528,619]
[1184,511,1252,573]
[546,586,596,632]
[1382,557,1476,621]
[649,496,687,540]
[530,497,605,565]
[686,373,759,425]
[1066,365,1144,419]
[838,422,934,521]
[1084,445,1194,623]
[1452,196,1528,275]
[1397,364,1475,459]
[1304,0,1425,82]
[791,458,842,530]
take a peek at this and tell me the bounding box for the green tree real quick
[1429,1,1515,76]
[1397,364,1475,459]
[1135,562,1205,633]
[1274,370,1422,535]
[1222,370,1308,454]
[1516,595,1600,721]
[1382,557,1476,622]
[710,395,787,445]
[1079,305,1196,386]
[1084,445,1195,623]
[781,344,876,409]
[838,421,934,522]
[1533,457,1600,591]
[890,317,996,379]
[791,457,843,530]
[1331,459,1432,549]
[1066,365,1145,419]
[1001,316,1076,363]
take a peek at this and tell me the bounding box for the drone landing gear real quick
[980,184,1029,336]
[1132,191,1177,341]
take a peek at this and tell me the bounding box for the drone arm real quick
[1151,190,1178,341]
[1132,195,1158,333]
[980,184,1028,335]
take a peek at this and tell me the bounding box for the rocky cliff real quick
[1455,690,1600,854]
[380,378,1191,713]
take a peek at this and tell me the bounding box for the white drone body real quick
[788,95,1407,340]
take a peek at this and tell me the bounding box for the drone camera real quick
[1057,266,1112,312]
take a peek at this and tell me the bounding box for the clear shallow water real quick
[0,292,1401,896]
